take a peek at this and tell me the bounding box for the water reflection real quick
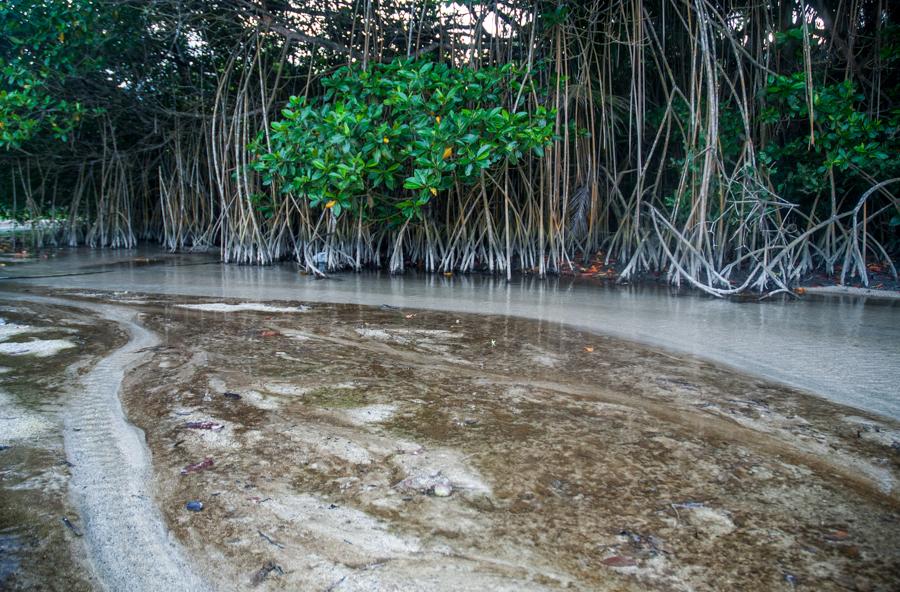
[3,246,898,418]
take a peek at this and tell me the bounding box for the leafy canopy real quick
[0,0,110,148]
[760,73,899,203]
[250,59,555,220]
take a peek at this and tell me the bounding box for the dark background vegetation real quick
[0,0,897,293]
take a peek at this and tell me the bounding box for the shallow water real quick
[0,301,115,591]
[3,246,899,419]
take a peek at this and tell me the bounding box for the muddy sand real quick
[1,287,898,591]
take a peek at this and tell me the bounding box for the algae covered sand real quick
[0,287,897,591]
[107,295,899,591]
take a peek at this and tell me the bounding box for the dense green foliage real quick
[761,74,899,201]
[1,1,86,146]
[251,60,554,222]
[0,0,897,290]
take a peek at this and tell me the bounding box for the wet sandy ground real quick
[2,288,899,591]
[120,295,899,591]
[0,299,121,591]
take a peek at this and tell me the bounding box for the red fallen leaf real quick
[602,555,637,567]
[259,329,280,338]
[824,529,850,541]
[181,457,214,475]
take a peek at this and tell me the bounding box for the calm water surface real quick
[4,246,898,419]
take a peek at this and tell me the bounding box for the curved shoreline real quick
[3,248,897,420]
[3,293,209,592]
[803,284,900,300]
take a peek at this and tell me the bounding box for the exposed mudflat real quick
[0,299,120,591]
[2,288,899,591]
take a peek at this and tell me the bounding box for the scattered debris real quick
[404,313,417,319]
[185,500,204,512]
[259,330,281,338]
[671,501,706,510]
[324,575,347,592]
[181,458,214,475]
[223,392,242,400]
[601,555,637,567]
[432,482,453,497]
[258,530,285,549]
[61,516,83,537]
[396,471,453,497]
[784,572,798,587]
[583,346,595,353]
[617,530,665,554]
[184,421,224,431]
[250,561,284,586]
[824,529,850,542]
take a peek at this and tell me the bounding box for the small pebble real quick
[432,483,453,497]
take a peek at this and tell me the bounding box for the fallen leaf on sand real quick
[583,346,595,353]
[259,330,280,338]
[601,555,637,567]
[181,457,214,475]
